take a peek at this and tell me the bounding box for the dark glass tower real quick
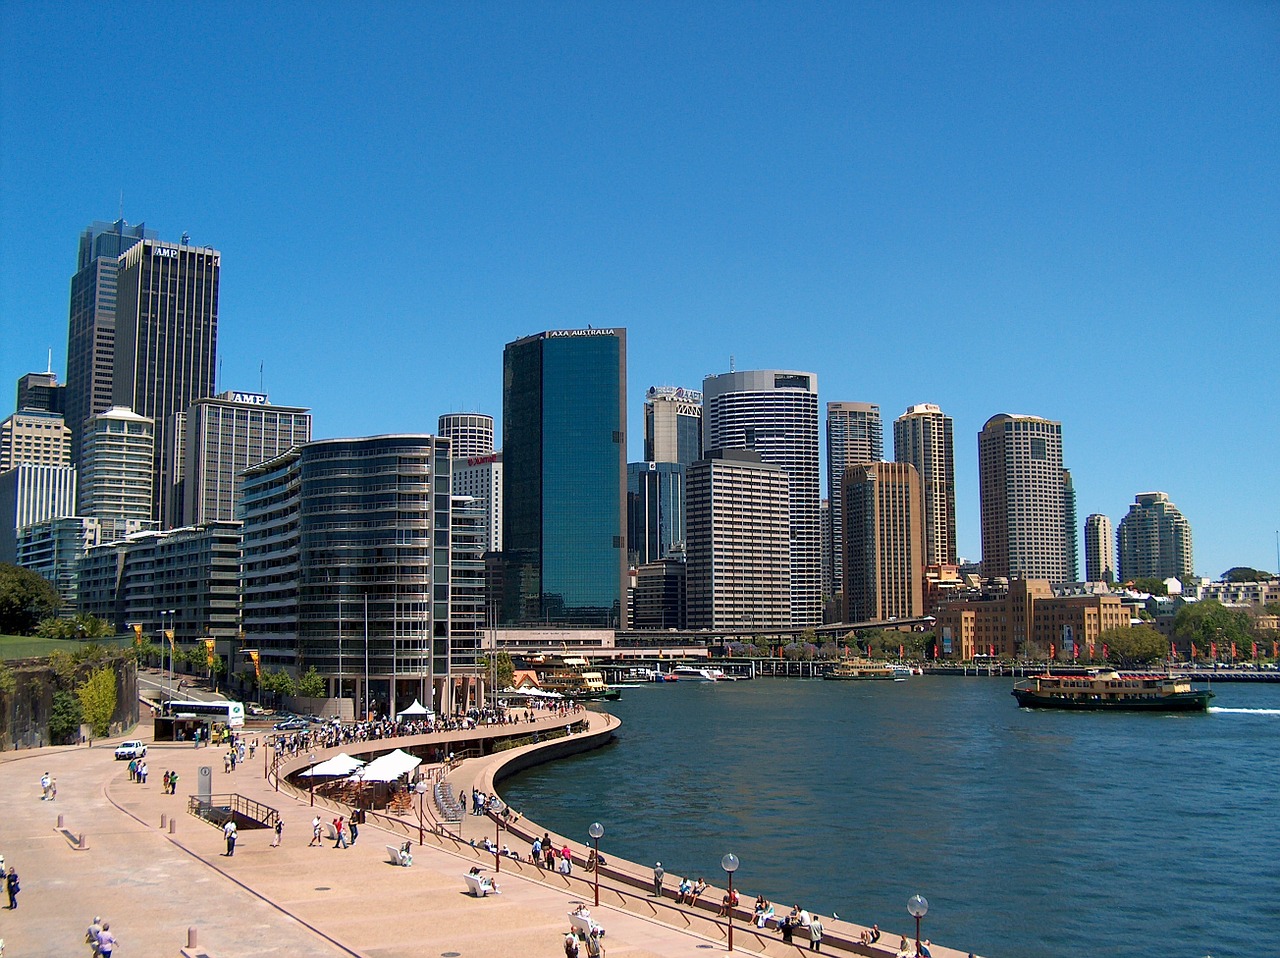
[65,220,155,469]
[113,237,220,525]
[502,329,627,626]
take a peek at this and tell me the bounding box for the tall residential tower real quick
[893,403,956,567]
[1117,492,1194,581]
[827,402,883,608]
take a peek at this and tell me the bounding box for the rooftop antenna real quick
[46,348,53,375]
[259,361,264,394]
[118,190,124,221]
[730,354,735,372]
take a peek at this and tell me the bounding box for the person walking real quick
[271,819,283,847]
[809,915,824,952]
[96,922,117,958]
[223,819,238,856]
[333,816,348,849]
[6,866,20,909]
[310,815,322,846]
[349,808,361,846]
[86,916,103,956]
[652,861,665,897]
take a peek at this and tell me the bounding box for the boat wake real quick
[1208,707,1280,716]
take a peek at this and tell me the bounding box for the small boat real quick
[672,665,733,681]
[824,659,908,681]
[1012,670,1213,712]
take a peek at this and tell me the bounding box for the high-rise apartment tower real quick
[1117,492,1194,581]
[827,402,883,606]
[1084,513,1116,583]
[893,403,956,567]
[704,370,820,626]
[842,461,925,623]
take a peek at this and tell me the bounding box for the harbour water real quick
[499,675,1280,958]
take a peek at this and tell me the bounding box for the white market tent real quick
[300,753,365,777]
[356,748,422,783]
[499,686,564,699]
[396,699,434,719]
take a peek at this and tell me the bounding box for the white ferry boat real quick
[672,665,734,682]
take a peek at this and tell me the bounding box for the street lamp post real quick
[721,853,739,952]
[415,781,429,846]
[907,894,929,956]
[589,822,605,907]
[494,808,502,874]
[163,609,177,704]
[309,752,316,806]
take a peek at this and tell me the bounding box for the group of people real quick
[161,769,179,794]
[674,876,708,907]
[127,758,148,784]
[530,834,574,873]
[84,916,117,956]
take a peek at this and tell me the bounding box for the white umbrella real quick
[396,699,433,718]
[357,748,422,783]
[301,753,365,777]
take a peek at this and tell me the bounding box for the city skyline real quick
[1,5,1276,578]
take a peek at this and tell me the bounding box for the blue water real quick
[499,676,1280,958]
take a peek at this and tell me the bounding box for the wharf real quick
[0,710,970,958]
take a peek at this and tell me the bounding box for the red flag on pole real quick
[1231,642,1237,660]
[1252,642,1258,660]
[1089,642,1095,659]
[899,644,904,659]
[1192,642,1198,659]
[1050,643,1056,660]
[989,644,995,658]
[1103,643,1109,659]
[1171,643,1177,659]
[1211,642,1218,660]
[1073,642,1079,660]
[1274,640,1278,658]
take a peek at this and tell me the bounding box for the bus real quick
[162,699,245,727]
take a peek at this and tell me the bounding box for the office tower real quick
[502,329,627,627]
[182,391,311,525]
[627,461,685,566]
[450,495,487,697]
[65,219,155,468]
[113,236,220,525]
[241,435,454,713]
[16,371,64,414]
[704,370,821,626]
[0,464,76,562]
[686,449,791,630]
[978,413,1071,581]
[0,411,71,470]
[827,402,883,606]
[632,558,686,630]
[1063,468,1079,581]
[453,452,502,553]
[1117,492,1194,581]
[1084,514,1116,583]
[438,413,495,459]
[820,498,832,601]
[15,516,104,614]
[842,461,925,623]
[643,386,703,467]
[78,406,155,541]
[893,404,956,567]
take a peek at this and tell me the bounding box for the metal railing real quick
[188,793,280,830]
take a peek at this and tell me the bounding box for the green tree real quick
[0,661,16,695]
[76,666,118,737]
[1223,567,1274,582]
[297,665,325,698]
[1127,577,1168,596]
[480,651,516,690]
[49,689,84,744]
[1172,600,1252,651]
[0,563,61,635]
[209,654,226,692]
[1263,603,1280,617]
[1100,626,1168,666]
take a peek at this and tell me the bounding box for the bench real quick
[386,844,407,865]
[567,912,604,940]
[463,873,495,897]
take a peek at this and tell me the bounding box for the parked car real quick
[115,740,147,760]
[273,719,308,731]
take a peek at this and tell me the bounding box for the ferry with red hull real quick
[1012,670,1214,712]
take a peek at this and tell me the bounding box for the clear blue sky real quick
[1,3,1276,578]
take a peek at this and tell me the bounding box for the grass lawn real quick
[1,633,131,661]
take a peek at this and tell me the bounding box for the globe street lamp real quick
[589,822,605,906]
[415,780,429,846]
[907,894,929,956]
[721,853,739,952]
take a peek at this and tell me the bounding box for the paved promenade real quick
[0,711,969,958]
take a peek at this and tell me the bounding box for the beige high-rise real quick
[893,403,956,567]
[842,461,925,623]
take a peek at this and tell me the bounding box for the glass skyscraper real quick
[502,329,627,626]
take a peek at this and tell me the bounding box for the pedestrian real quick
[271,819,283,847]
[310,815,322,846]
[50,776,57,801]
[349,808,361,845]
[563,932,580,958]
[41,770,51,798]
[86,916,103,956]
[223,819,237,856]
[561,844,572,875]
[585,927,604,957]
[653,861,664,897]
[170,770,179,795]
[809,915,824,952]
[97,922,117,958]
[334,816,348,849]
[6,866,20,909]
[139,762,147,784]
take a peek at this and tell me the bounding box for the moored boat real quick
[824,659,908,681]
[672,665,733,681]
[534,656,622,701]
[1012,670,1213,711]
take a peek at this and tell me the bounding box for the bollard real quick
[78,832,86,848]
[169,818,176,834]
[57,813,65,828]
[161,813,168,828]
[187,926,198,948]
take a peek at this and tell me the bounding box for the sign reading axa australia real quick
[545,328,618,338]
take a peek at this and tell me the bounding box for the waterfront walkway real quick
[0,712,969,958]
